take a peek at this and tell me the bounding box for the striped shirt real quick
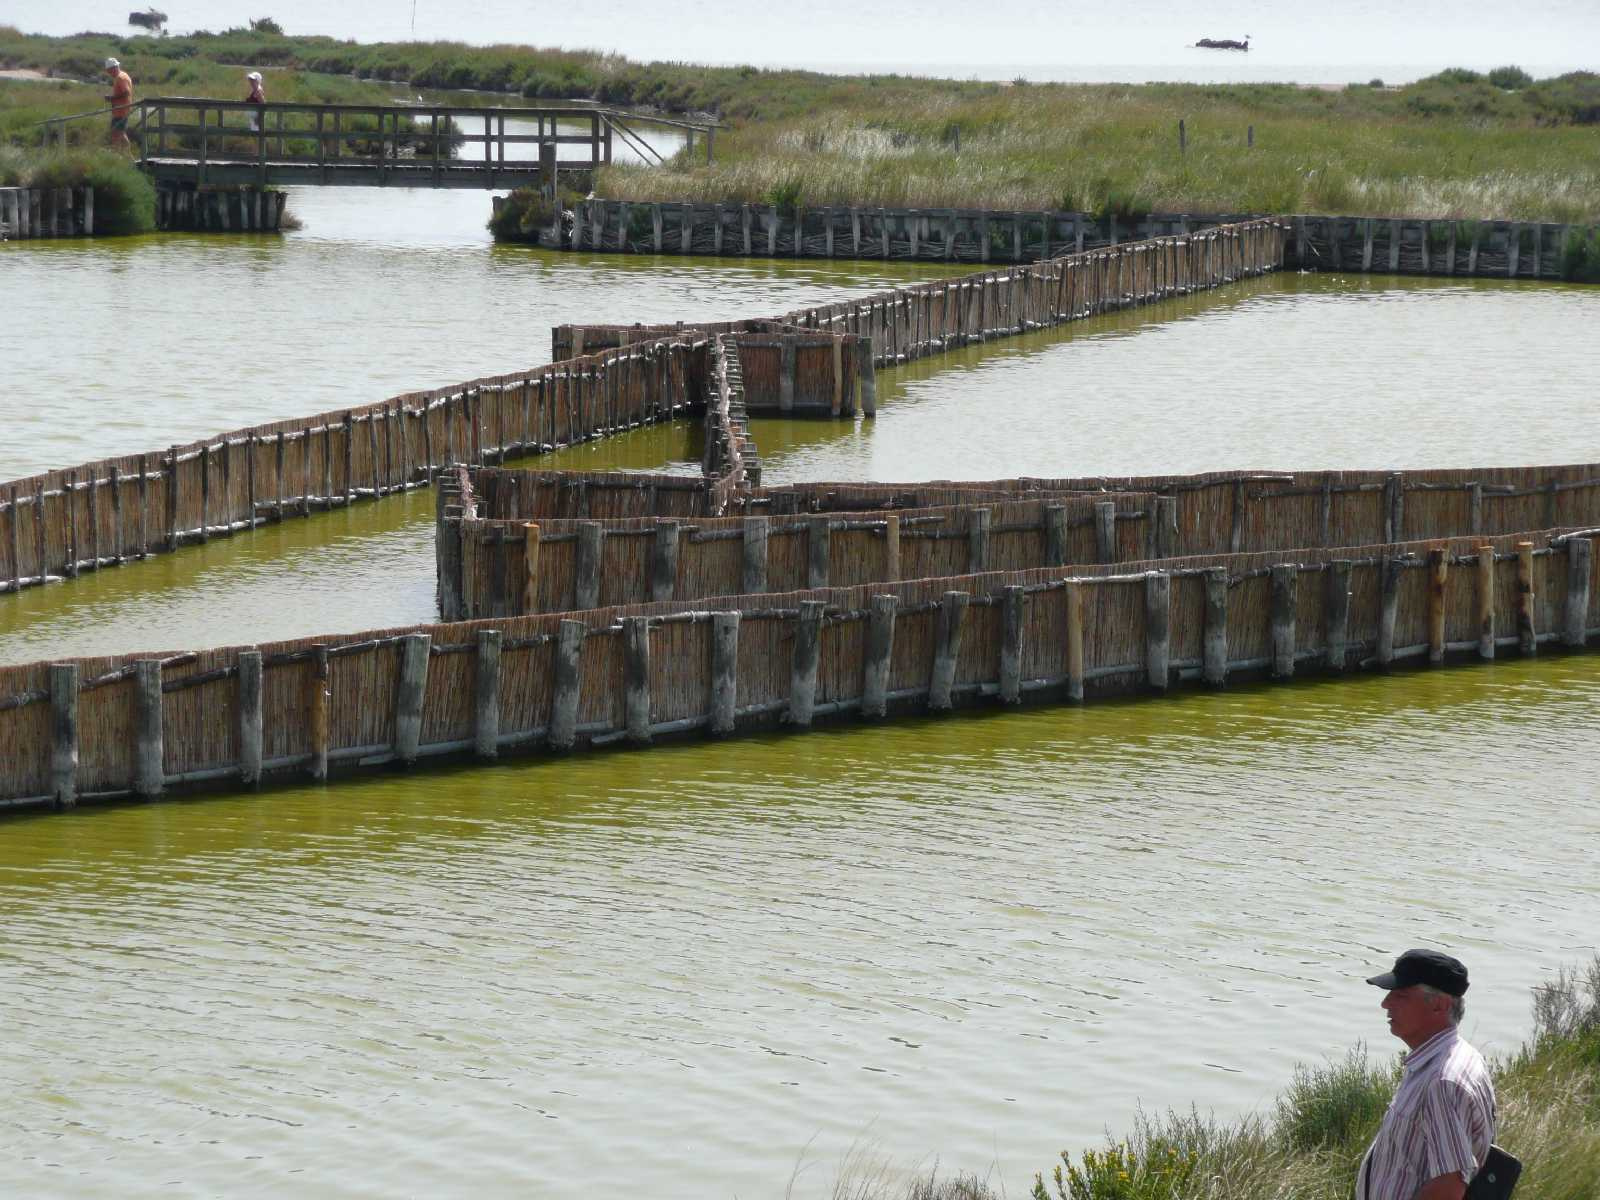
[1356,1028,1496,1200]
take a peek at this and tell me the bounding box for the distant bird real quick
[1195,35,1250,51]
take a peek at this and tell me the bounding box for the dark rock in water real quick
[1195,36,1250,51]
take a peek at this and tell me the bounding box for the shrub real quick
[20,148,155,233]
[1031,1138,1199,1200]
[1488,65,1533,90]
[1276,1045,1396,1152]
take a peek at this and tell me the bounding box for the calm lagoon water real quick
[2,184,1599,1198]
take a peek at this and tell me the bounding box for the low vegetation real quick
[824,957,1600,1200]
[0,143,155,232]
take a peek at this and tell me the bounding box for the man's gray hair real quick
[1420,984,1465,1024]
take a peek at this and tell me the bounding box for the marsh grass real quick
[0,144,155,232]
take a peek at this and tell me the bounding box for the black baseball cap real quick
[1367,949,1470,997]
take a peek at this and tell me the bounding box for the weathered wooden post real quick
[1427,547,1448,664]
[1326,560,1351,671]
[1094,501,1117,563]
[307,645,330,781]
[649,520,680,602]
[1145,571,1172,690]
[857,335,877,417]
[1516,542,1537,655]
[475,629,501,759]
[50,663,78,810]
[1203,567,1228,685]
[807,516,831,589]
[1474,545,1496,659]
[742,516,770,593]
[710,612,740,735]
[134,658,164,798]
[1377,557,1404,668]
[883,514,901,581]
[789,601,825,727]
[1044,503,1069,567]
[239,649,263,785]
[999,585,1025,704]
[929,591,969,711]
[1155,495,1178,559]
[1565,537,1592,647]
[967,507,991,573]
[575,521,604,610]
[624,617,652,744]
[394,633,430,765]
[1271,564,1297,678]
[521,522,541,613]
[549,620,585,750]
[1064,581,1086,701]
[862,594,898,719]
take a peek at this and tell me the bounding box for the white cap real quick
[247,71,262,81]
[105,57,120,69]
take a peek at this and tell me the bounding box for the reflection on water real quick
[3,655,1598,1198]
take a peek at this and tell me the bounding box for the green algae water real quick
[3,188,1600,1197]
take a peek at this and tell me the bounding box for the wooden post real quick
[883,514,900,581]
[1470,483,1484,535]
[1094,501,1117,563]
[1475,546,1496,659]
[857,335,877,416]
[1564,537,1592,647]
[50,663,78,810]
[929,591,969,711]
[862,594,898,719]
[134,658,164,799]
[1377,557,1403,668]
[624,616,652,744]
[1044,503,1068,567]
[307,645,330,781]
[1516,542,1537,655]
[1271,564,1297,678]
[1427,547,1448,664]
[1230,478,1247,552]
[1178,118,1186,155]
[392,634,431,765]
[1326,560,1351,671]
[521,522,541,613]
[710,612,740,735]
[789,600,825,727]
[651,519,680,602]
[165,447,180,552]
[1203,567,1228,685]
[238,649,263,785]
[575,521,603,610]
[1064,581,1085,701]
[967,507,991,573]
[807,515,831,589]
[549,620,585,750]
[1155,495,1178,559]
[778,341,796,413]
[742,516,770,593]
[64,471,79,578]
[475,629,501,759]
[1145,571,1171,690]
[999,585,1025,704]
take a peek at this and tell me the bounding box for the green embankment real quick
[5,25,1599,225]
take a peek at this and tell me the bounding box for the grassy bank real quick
[4,27,1598,221]
[830,956,1600,1200]
[599,80,1600,221]
[0,143,155,233]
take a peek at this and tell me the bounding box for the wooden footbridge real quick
[43,97,716,189]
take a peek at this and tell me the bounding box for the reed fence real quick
[4,524,1592,811]
[0,335,704,596]
[443,491,1153,620]
[1288,215,1584,280]
[0,185,93,240]
[567,200,1258,262]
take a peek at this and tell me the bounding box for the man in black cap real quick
[1355,949,1496,1200]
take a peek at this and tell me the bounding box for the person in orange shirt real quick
[104,57,134,149]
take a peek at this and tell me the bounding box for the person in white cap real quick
[245,70,265,132]
[103,58,134,149]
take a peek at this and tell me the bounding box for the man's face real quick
[1380,984,1445,1047]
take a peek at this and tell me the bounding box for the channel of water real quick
[2,186,1598,1198]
